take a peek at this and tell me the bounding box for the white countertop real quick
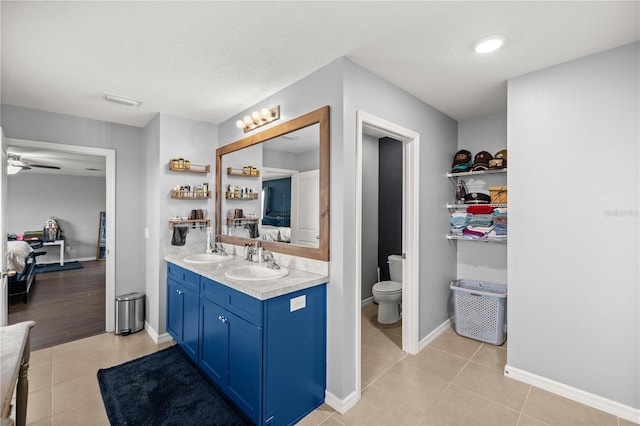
[164,251,329,300]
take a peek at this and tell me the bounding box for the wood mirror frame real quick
[215,105,330,261]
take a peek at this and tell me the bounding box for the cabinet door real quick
[166,279,184,343]
[182,285,200,362]
[199,297,229,388]
[227,310,262,424]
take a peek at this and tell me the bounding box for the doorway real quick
[355,111,420,400]
[2,138,116,337]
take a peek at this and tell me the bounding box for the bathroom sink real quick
[183,253,231,264]
[225,265,289,281]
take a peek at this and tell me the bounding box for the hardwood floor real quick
[8,260,106,351]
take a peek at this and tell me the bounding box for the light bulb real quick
[260,108,272,119]
[235,120,245,129]
[243,115,253,126]
[251,111,262,122]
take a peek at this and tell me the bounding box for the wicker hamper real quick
[489,186,507,204]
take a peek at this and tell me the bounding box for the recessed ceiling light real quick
[473,34,506,54]
[104,92,143,107]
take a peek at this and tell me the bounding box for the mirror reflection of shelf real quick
[227,166,260,177]
[171,190,212,199]
[225,192,259,200]
[226,217,259,226]
[169,163,210,173]
[169,219,210,229]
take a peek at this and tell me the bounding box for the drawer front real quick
[200,276,227,307]
[226,286,262,327]
[167,263,199,293]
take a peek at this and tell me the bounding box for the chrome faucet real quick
[213,234,227,256]
[261,251,280,269]
[206,230,214,254]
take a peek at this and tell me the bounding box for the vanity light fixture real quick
[473,34,506,54]
[104,92,143,107]
[235,106,280,133]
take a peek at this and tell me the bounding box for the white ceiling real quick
[1,1,638,127]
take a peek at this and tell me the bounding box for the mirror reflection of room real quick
[221,124,320,248]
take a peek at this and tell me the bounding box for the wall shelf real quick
[169,163,210,173]
[446,168,507,178]
[446,235,507,243]
[171,190,212,199]
[169,219,210,229]
[446,203,507,209]
[227,167,260,177]
[226,217,259,226]
[225,192,259,200]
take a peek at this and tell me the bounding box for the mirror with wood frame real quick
[216,105,329,261]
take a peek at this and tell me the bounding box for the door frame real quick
[3,138,116,331]
[355,111,420,396]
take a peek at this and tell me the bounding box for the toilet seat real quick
[373,280,402,293]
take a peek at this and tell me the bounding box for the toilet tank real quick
[388,255,403,282]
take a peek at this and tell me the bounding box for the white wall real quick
[1,105,145,297]
[154,114,218,336]
[507,43,639,413]
[456,112,508,284]
[7,173,106,263]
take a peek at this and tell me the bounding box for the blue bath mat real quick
[97,345,252,425]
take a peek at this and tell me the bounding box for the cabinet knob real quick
[218,315,228,324]
[176,289,183,295]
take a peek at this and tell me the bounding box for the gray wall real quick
[456,112,508,284]
[1,105,145,298]
[7,174,106,263]
[219,57,458,402]
[361,133,379,301]
[507,43,639,409]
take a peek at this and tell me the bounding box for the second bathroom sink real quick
[225,264,289,281]
[183,253,232,264]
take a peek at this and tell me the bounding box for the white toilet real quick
[372,254,403,324]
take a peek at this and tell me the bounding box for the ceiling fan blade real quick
[29,164,61,170]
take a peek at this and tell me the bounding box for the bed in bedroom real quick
[6,241,40,303]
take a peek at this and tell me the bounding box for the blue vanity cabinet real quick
[166,262,326,426]
[166,263,200,362]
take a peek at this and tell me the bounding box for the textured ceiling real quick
[1,1,639,129]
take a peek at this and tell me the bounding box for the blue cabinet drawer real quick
[200,276,226,306]
[226,286,262,327]
[167,263,199,292]
[200,276,262,327]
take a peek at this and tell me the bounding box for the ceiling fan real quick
[8,153,61,174]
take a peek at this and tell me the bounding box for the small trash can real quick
[115,292,145,335]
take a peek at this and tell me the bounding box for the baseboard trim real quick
[143,322,172,344]
[418,318,453,352]
[361,296,374,307]
[324,389,359,415]
[504,365,640,423]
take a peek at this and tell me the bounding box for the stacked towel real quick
[450,212,469,236]
[487,208,508,241]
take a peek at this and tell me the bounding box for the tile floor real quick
[20,304,637,425]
